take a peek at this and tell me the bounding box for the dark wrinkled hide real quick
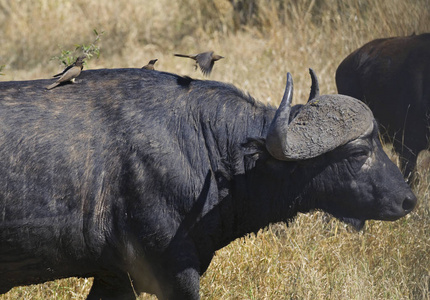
[0,69,416,299]
[336,33,430,181]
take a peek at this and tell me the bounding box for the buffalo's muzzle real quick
[402,193,417,213]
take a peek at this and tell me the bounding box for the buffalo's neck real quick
[191,107,316,270]
[193,157,313,274]
[231,160,304,238]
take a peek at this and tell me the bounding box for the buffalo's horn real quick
[266,72,374,161]
[308,68,319,102]
[265,73,293,160]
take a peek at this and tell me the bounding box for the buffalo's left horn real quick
[265,73,293,160]
[308,68,319,102]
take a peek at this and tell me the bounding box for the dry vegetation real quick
[1,0,430,299]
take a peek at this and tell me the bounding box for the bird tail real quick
[46,82,59,90]
[174,53,193,58]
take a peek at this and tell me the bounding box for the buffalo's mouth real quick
[335,201,416,231]
[327,191,417,231]
[335,209,411,231]
[371,193,417,222]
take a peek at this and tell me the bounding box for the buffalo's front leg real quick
[149,240,202,300]
[86,273,136,300]
[155,267,200,300]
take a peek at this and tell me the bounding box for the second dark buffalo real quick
[336,33,430,182]
[0,68,417,299]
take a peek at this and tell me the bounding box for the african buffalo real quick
[0,68,416,299]
[336,33,430,181]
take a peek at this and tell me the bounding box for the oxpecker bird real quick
[142,59,158,70]
[174,51,224,76]
[47,55,86,90]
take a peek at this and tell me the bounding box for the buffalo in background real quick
[0,68,416,299]
[336,33,430,182]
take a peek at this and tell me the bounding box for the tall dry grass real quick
[0,0,430,299]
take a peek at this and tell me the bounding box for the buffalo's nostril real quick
[402,193,417,212]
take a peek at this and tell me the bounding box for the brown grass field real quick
[1,0,430,299]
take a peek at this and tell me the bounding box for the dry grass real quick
[1,0,430,299]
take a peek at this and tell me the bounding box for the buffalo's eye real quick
[350,148,369,159]
[331,141,370,161]
[347,147,371,172]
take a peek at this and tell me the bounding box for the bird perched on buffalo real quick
[142,59,158,70]
[46,55,86,90]
[174,51,224,76]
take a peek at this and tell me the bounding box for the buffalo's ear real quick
[242,137,268,160]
